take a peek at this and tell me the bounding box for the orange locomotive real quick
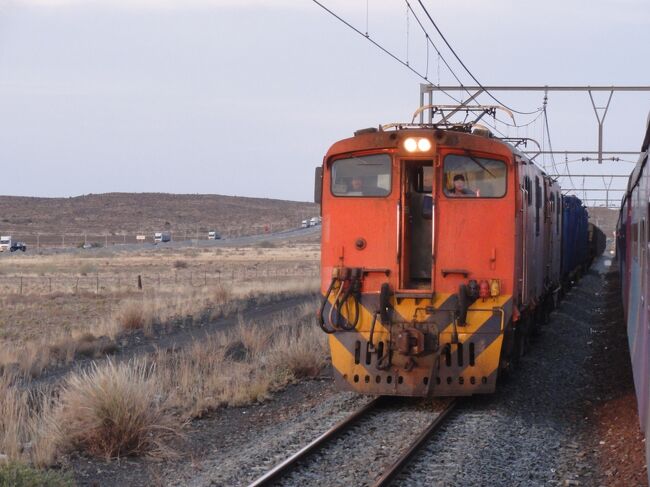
[315,123,562,397]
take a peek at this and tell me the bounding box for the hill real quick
[0,193,319,247]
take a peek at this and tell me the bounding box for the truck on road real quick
[0,236,11,252]
[154,231,171,244]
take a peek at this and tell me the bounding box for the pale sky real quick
[0,0,648,202]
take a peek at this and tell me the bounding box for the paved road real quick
[0,225,321,257]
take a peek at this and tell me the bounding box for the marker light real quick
[478,280,490,299]
[404,137,418,152]
[490,279,501,297]
[417,138,432,151]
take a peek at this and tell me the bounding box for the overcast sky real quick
[0,0,648,202]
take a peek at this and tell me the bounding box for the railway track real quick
[248,396,457,487]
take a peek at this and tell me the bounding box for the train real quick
[616,111,650,470]
[315,118,603,397]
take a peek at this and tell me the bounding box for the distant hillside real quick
[0,193,319,246]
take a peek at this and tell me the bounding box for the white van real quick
[0,236,11,252]
[154,231,171,244]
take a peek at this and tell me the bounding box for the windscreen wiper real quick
[463,150,496,178]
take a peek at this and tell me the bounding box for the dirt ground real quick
[582,270,647,486]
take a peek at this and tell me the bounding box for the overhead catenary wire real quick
[404,0,466,88]
[415,0,542,116]
[311,0,582,174]
[542,95,568,186]
[310,0,464,105]
[404,0,544,129]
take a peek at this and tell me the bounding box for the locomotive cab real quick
[317,126,542,397]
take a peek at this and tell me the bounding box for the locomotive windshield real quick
[331,154,391,197]
[443,154,507,198]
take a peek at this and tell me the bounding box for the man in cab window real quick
[446,174,476,197]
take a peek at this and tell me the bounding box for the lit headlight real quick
[404,137,418,152]
[490,279,501,297]
[417,138,432,151]
[403,137,432,153]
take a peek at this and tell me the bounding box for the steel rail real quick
[247,396,383,487]
[372,399,458,487]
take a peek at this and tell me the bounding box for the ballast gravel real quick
[395,259,635,487]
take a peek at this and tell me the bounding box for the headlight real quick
[403,137,432,153]
[417,138,432,151]
[404,137,418,152]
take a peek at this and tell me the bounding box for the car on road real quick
[301,220,309,228]
[10,241,26,252]
[208,230,221,240]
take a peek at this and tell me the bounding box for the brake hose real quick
[318,277,338,334]
[328,279,346,330]
[337,277,361,331]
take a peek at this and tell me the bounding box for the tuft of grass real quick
[212,285,231,306]
[172,260,188,269]
[55,360,179,460]
[0,377,59,468]
[269,324,328,379]
[115,300,150,331]
[256,240,275,248]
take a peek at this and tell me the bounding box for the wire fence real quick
[0,267,320,296]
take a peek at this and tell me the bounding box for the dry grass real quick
[0,376,58,468]
[115,299,151,331]
[0,270,319,380]
[0,299,327,468]
[158,302,327,417]
[54,360,179,460]
[0,244,319,349]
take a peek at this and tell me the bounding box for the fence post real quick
[96,274,99,294]
[137,275,142,290]
[20,276,23,295]
[49,277,52,293]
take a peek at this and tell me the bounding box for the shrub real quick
[256,240,275,248]
[173,260,188,269]
[55,360,178,459]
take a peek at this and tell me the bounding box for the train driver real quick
[446,174,476,197]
